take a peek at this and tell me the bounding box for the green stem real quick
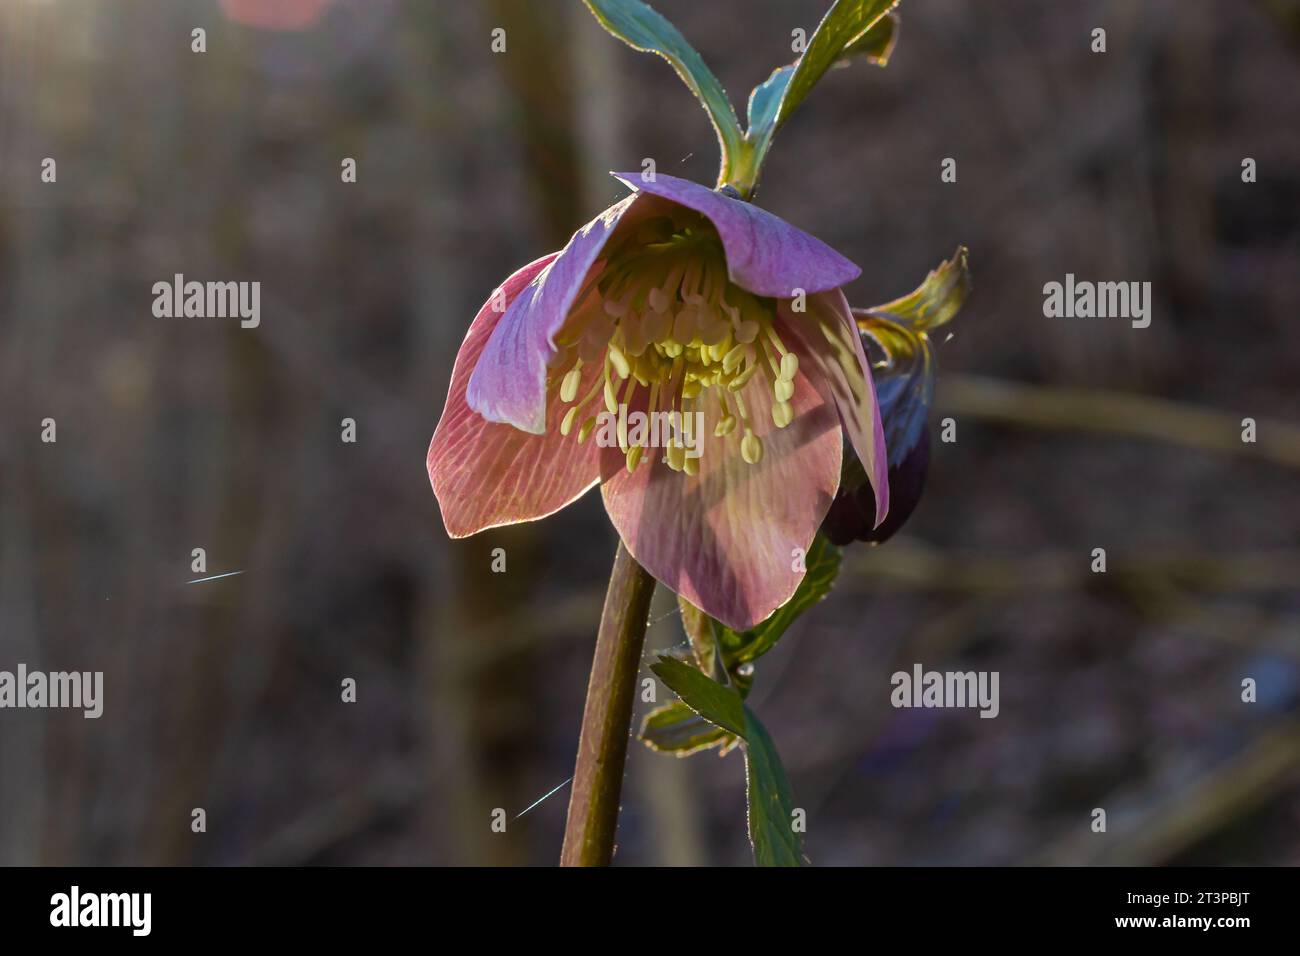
[718,138,764,201]
[559,540,656,866]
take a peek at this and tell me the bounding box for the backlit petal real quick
[779,289,890,527]
[600,371,842,631]
[468,193,647,434]
[610,171,860,298]
[428,254,603,537]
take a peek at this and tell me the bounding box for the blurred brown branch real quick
[848,540,1300,595]
[939,375,1300,470]
[1034,719,1300,865]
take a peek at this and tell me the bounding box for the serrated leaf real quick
[582,0,743,183]
[743,707,805,866]
[650,655,746,738]
[646,659,804,864]
[639,699,737,755]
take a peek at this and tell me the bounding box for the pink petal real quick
[467,193,648,434]
[600,373,843,632]
[611,171,860,298]
[779,289,890,527]
[428,254,604,537]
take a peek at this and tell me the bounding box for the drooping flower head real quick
[429,173,890,630]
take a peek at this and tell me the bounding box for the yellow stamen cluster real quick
[549,220,800,473]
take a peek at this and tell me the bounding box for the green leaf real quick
[856,245,971,333]
[743,707,805,866]
[645,659,805,865]
[734,1,899,198]
[720,533,843,666]
[745,65,795,142]
[839,10,899,66]
[777,0,899,128]
[639,699,738,755]
[649,655,746,738]
[582,0,744,184]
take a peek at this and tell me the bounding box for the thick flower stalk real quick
[428,172,889,631]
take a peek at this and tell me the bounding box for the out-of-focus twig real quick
[1034,720,1300,866]
[848,540,1300,595]
[938,375,1300,469]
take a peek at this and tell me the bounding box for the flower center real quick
[549,221,799,474]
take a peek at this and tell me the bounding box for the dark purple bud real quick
[822,424,930,546]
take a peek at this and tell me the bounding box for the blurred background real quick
[1,0,1298,866]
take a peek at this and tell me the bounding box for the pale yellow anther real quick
[560,366,582,403]
[772,400,794,428]
[626,444,644,472]
[728,363,760,391]
[722,343,747,374]
[780,351,799,380]
[665,442,686,472]
[635,353,661,385]
[558,239,802,467]
[608,343,631,379]
[732,389,749,421]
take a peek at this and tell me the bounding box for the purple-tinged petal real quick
[429,254,603,537]
[611,171,860,298]
[467,193,645,434]
[600,371,842,632]
[779,289,890,527]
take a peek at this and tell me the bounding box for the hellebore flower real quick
[822,247,971,546]
[427,172,890,631]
